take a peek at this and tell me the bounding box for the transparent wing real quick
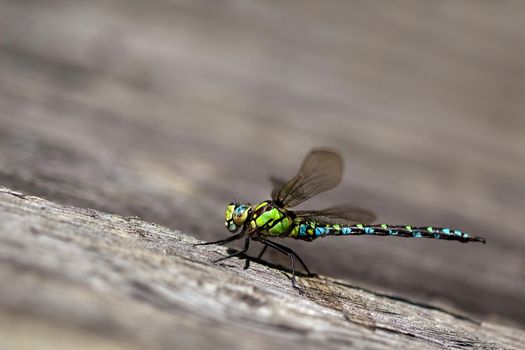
[274,149,343,208]
[295,204,376,225]
[270,176,286,203]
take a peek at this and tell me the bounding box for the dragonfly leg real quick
[256,244,268,260]
[259,239,312,276]
[213,237,250,263]
[193,231,244,247]
[258,239,303,293]
[243,244,268,270]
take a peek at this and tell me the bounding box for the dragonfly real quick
[197,148,486,291]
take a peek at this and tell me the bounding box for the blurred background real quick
[0,0,524,328]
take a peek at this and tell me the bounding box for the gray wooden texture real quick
[1,187,524,350]
[0,0,524,331]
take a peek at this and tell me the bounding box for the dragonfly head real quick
[225,203,252,232]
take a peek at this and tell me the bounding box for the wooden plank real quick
[1,187,523,350]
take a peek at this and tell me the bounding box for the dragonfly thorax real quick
[224,203,252,232]
[249,201,293,237]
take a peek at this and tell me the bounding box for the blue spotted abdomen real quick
[289,220,485,243]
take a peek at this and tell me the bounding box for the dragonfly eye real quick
[233,204,252,226]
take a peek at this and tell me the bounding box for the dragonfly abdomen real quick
[290,221,485,243]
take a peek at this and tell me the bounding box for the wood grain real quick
[1,187,523,350]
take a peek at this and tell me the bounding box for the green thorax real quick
[250,201,292,236]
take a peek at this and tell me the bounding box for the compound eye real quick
[233,205,250,225]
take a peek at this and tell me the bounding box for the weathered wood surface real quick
[0,187,523,350]
[0,0,524,331]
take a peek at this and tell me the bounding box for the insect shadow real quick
[223,246,316,280]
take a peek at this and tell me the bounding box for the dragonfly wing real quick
[275,149,343,208]
[270,176,286,202]
[295,204,376,225]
